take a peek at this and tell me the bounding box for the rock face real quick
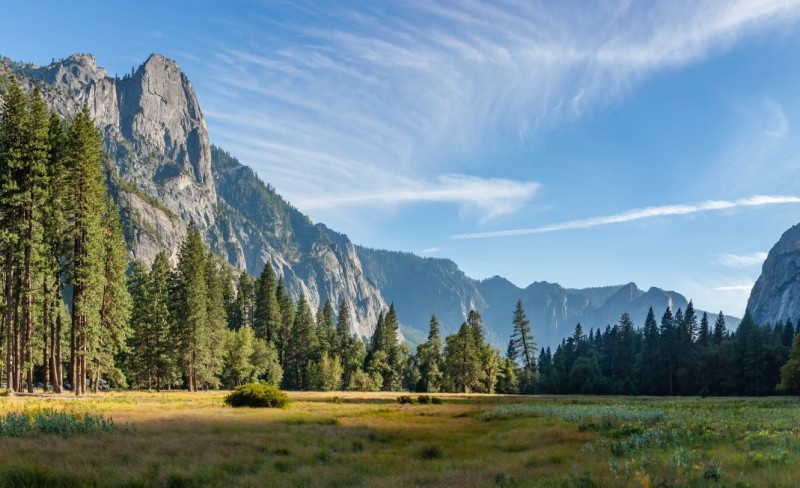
[1,53,385,337]
[747,223,800,325]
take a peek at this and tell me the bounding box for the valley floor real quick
[0,391,798,487]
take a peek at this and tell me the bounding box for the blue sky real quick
[3,0,800,318]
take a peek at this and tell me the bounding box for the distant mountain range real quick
[357,247,740,348]
[0,52,740,348]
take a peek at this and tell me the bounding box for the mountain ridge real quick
[1,52,740,347]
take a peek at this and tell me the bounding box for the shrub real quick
[418,395,431,404]
[397,395,413,404]
[431,396,443,405]
[224,384,289,408]
[420,444,443,460]
[702,460,722,481]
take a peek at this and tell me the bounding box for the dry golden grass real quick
[0,391,797,487]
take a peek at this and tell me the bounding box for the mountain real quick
[357,247,739,349]
[1,52,738,347]
[0,53,385,337]
[747,223,800,326]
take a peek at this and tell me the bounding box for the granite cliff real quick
[747,223,800,326]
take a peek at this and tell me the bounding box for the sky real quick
[2,0,800,318]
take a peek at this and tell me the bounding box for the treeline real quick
[3,77,800,397]
[536,305,800,396]
[125,235,524,393]
[0,79,130,396]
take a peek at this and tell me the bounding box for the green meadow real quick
[0,392,798,487]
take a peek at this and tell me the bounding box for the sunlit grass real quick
[0,391,797,486]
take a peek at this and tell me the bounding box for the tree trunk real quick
[23,221,33,393]
[71,312,77,396]
[92,362,99,393]
[3,249,14,396]
[52,302,62,393]
[12,289,20,392]
[42,276,50,392]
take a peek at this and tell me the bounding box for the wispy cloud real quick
[718,252,768,267]
[190,0,800,223]
[421,247,441,255]
[764,101,789,138]
[714,284,754,291]
[451,195,800,239]
[299,175,540,219]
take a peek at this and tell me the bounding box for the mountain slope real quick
[1,53,385,337]
[747,223,800,326]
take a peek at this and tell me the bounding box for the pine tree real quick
[231,271,255,330]
[66,106,107,396]
[126,261,150,387]
[316,299,336,357]
[637,307,660,394]
[510,300,537,373]
[467,310,500,393]
[611,313,637,394]
[335,297,351,352]
[42,112,69,393]
[698,312,710,347]
[173,225,209,391]
[285,294,316,390]
[778,330,800,394]
[89,197,132,391]
[0,76,29,395]
[496,358,519,394]
[221,266,235,328]
[19,90,49,393]
[202,251,226,388]
[334,298,362,386]
[657,307,677,395]
[782,318,795,348]
[713,312,726,344]
[416,315,443,393]
[127,252,176,390]
[253,262,279,342]
[275,276,294,368]
[443,322,481,393]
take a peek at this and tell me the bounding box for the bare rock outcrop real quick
[747,223,800,325]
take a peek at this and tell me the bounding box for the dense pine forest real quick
[2,79,800,397]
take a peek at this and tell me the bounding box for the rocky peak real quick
[24,53,108,94]
[747,223,800,325]
[118,54,215,198]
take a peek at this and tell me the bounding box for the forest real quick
[2,79,800,397]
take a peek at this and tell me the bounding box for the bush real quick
[418,395,431,404]
[420,444,443,460]
[224,384,289,408]
[397,395,413,404]
[431,396,443,405]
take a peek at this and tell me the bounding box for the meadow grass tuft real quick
[0,409,115,437]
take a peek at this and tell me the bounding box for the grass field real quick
[0,391,798,487]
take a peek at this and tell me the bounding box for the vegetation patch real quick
[223,384,289,408]
[0,410,116,438]
[419,444,443,460]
